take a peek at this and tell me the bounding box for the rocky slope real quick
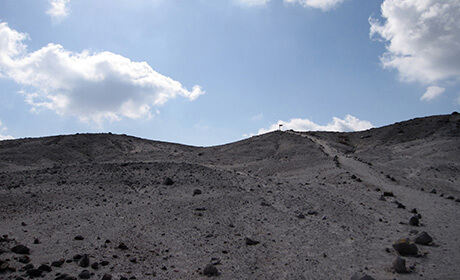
[0,113,459,279]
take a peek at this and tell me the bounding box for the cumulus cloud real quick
[47,0,71,20]
[284,0,346,11]
[421,86,445,101]
[0,121,14,141]
[0,22,204,123]
[369,0,460,85]
[256,115,373,135]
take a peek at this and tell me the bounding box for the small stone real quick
[39,264,52,272]
[117,243,128,250]
[307,210,318,215]
[26,268,42,277]
[102,274,112,280]
[74,235,84,241]
[11,244,30,254]
[378,195,386,201]
[79,254,90,268]
[245,237,260,246]
[193,189,202,196]
[392,238,418,256]
[33,238,40,244]
[410,208,418,214]
[100,260,109,266]
[397,202,406,209]
[18,255,30,263]
[409,216,420,226]
[91,262,99,269]
[78,270,91,279]
[120,278,128,280]
[350,272,375,280]
[430,189,437,194]
[51,259,65,267]
[415,231,433,245]
[163,177,174,186]
[393,257,407,273]
[383,191,394,197]
[203,264,219,276]
[296,214,305,219]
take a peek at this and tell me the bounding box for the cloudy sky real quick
[1,0,459,145]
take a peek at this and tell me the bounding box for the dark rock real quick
[193,189,202,196]
[79,254,90,268]
[409,216,420,226]
[117,243,128,250]
[65,277,77,280]
[163,177,174,186]
[78,270,90,279]
[27,268,42,277]
[245,237,260,246]
[51,259,65,267]
[74,235,85,241]
[23,264,34,270]
[307,210,318,215]
[33,238,40,244]
[39,264,52,272]
[55,274,69,280]
[18,255,30,263]
[392,238,418,256]
[378,195,386,201]
[447,196,455,200]
[393,257,407,273]
[397,202,406,209]
[296,214,305,219]
[410,208,418,214]
[73,254,82,261]
[350,272,375,280]
[102,274,112,280]
[11,244,30,254]
[120,277,128,280]
[260,201,271,206]
[415,231,433,245]
[203,264,219,276]
[430,189,437,194]
[91,262,99,269]
[100,261,109,266]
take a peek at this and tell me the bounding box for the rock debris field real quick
[1,113,460,279]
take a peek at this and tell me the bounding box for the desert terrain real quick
[1,113,459,279]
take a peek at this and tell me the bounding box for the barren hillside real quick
[1,113,459,279]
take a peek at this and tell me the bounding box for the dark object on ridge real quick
[245,237,260,246]
[164,177,174,186]
[203,264,219,276]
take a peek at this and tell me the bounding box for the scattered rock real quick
[11,244,30,254]
[350,272,375,280]
[79,254,90,268]
[410,208,418,214]
[78,270,91,279]
[91,262,99,269]
[392,238,418,256]
[193,189,202,196]
[307,210,318,215]
[117,243,128,250]
[100,260,109,266]
[18,255,30,263]
[378,195,386,201]
[101,274,112,280]
[296,213,305,219]
[26,268,42,277]
[397,202,406,209]
[393,257,408,273]
[430,189,437,194]
[409,216,420,226]
[51,259,65,267]
[74,235,85,241]
[260,201,271,206]
[38,264,52,272]
[245,237,260,246]
[163,177,174,186]
[203,264,219,276]
[415,231,433,245]
[33,238,40,244]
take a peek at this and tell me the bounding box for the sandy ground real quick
[0,113,459,279]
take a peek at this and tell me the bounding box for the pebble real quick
[11,244,30,254]
[415,231,433,245]
[78,270,91,279]
[74,235,85,241]
[203,264,219,276]
[193,189,202,196]
[26,268,42,277]
[91,262,100,269]
[163,177,174,186]
[350,272,375,280]
[39,264,52,272]
[52,259,65,267]
[245,237,260,246]
[101,274,112,280]
[117,242,128,250]
[409,216,420,226]
[79,254,90,267]
[393,257,407,273]
[392,238,418,256]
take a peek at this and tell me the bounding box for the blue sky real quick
[1,0,459,146]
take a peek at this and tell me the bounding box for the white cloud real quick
[236,0,270,6]
[47,0,71,20]
[421,86,445,101]
[256,115,373,135]
[251,113,264,121]
[0,22,204,123]
[369,0,460,85]
[0,120,14,141]
[284,0,346,11]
